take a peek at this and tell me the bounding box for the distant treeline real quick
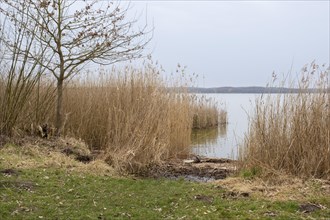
[183,86,330,94]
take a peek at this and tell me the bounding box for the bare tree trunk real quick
[55,78,63,136]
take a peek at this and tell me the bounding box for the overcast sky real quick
[129,1,329,87]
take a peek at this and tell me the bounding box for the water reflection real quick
[190,94,258,159]
[191,124,230,158]
[191,125,227,146]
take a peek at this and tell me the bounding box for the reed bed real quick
[62,66,194,172]
[0,60,224,172]
[63,66,225,171]
[191,95,227,129]
[240,63,330,179]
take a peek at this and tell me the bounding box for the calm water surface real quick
[191,93,262,159]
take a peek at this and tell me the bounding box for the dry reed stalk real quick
[191,95,227,129]
[62,65,194,172]
[240,63,330,179]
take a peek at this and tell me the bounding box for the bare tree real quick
[0,0,151,135]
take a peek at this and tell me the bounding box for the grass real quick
[240,63,330,179]
[0,143,329,219]
[1,168,329,219]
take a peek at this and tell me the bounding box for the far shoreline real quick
[179,86,329,94]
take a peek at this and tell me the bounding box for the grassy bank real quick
[1,144,329,219]
[240,63,330,179]
[2,168,329,219]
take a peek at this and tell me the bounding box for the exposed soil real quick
[0,168,20,176]
[299,203,320,213]
[140,156,237,182]
[0,180,36,191]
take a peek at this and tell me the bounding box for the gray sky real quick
[130,1,329,87]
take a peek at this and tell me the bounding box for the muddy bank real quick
[140,156,237,182]
[1,136,237,182]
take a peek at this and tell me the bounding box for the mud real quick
[141,156,237,182]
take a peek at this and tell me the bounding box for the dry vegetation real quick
[0,138,115,176]
[64,66,195,172]
[192,95,227,129]
[216,176,330,202]
[240,63,330,180]
[0,63,224,172]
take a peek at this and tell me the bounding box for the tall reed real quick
[61,65,195,172]
[240,63,330,179]
[0,61,224,172]
[191,95,227,129]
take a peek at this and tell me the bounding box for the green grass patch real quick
[1,167,329,219]
[239,167,262,180]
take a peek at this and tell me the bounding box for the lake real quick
[191,93,262,159]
